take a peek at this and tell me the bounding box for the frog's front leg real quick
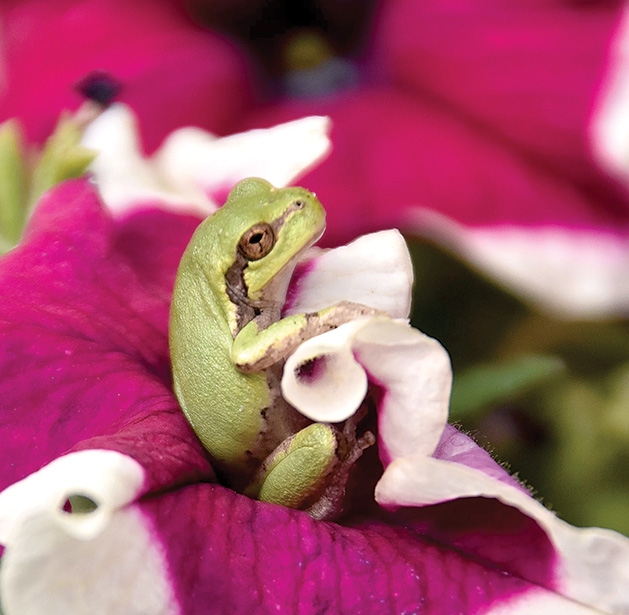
[233,301,384,373]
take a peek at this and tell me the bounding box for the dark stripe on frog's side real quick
[225,251,256,332]
[225,207,302,334]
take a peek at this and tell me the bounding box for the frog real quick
[169,177,377,519]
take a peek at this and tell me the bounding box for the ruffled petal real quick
[0,465,606,615]
[413,209,629,318]
[82,104,331,216]
[376,448,629,614]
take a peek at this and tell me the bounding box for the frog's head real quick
[224,178,326,300]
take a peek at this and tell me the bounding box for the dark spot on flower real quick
[187,0,377,92]
[75,71,122,107]
[295,355,327,383]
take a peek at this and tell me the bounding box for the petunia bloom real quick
[0,117,628,614]
[5,1,629,317]
[225,0,629,319]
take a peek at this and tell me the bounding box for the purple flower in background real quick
[3,0,629,316]
[231,0,629,318]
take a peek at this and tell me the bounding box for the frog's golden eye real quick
[238,223,275,260]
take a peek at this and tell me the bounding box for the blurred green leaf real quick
[67,494,99,514]
[0,120,27,250]
[450,354,565,420]
[500,316,629,376]
[29,113,96,209]
[0,113,97,255]
[406,238,529,370]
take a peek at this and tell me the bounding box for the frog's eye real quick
[238,223,275,260]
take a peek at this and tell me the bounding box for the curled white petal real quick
[285,229,414,318]
[0,450,178,615]
[352,318,451,463]
[0,449,144,542]
[375,455,629,615]
[82,104,331,217]
[282,319,370,423]
[413,208,629,319]
[282,317,451,464]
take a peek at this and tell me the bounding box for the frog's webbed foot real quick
[313,300,388,329]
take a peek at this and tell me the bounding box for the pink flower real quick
[0,118,627,613]
[231,0,629,317]
[3,0,629,315]
[0,2,628,612]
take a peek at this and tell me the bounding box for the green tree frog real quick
[169,177,376,519]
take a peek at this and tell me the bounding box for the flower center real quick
[187,0,379,95]
[75,71,122,107]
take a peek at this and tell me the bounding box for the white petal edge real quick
[411,208,629,319]
[375,455,629,614]
[82,103,332,217]
[0,449,179,615]
[282,318,451,463]
[483,590,604,615]
[590,5,629,188]
[155,115,331,208]
[81,104,172,215]
[284,229,414,319]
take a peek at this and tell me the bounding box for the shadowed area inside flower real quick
[0,144,628,613]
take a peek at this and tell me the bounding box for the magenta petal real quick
[241,89,629,245]
[420,424,554,586]
[0,178,623,613]
[372,0,624,184]
[434,423,527,492]
[0,179,210,492]
[145,483,546,614]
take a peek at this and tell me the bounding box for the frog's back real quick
[169,222,269,481]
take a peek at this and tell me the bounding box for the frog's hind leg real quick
[244,423,340,512]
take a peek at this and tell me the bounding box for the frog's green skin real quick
[169,178,375,515]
